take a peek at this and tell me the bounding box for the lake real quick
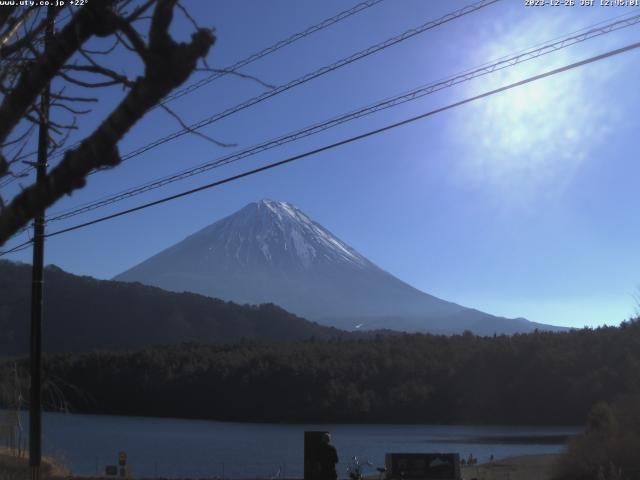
[11,411,580,478]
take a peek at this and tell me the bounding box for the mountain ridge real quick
[0,259,345,355]
[115,199,565,335]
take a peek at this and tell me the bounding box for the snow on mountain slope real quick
[115,200,564,335]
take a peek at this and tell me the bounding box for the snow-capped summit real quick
[115,200,564,335]
[217,199,369,269]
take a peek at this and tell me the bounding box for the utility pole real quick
[29,8,53,480]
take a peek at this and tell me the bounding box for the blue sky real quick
[3,0,640,328]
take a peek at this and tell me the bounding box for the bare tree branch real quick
[58,70,124,89]
[0,154,8,178]
[115,16,148,58]
[82,37,119,56]
[176,1,200,31]
[159,103,235,148]
[51,102,91,115]
[0,1,119,143]
[195,66,276,90]
[0,6,18,32]
[0,0,215,245]
[2,123,35,149]
[63,63,135,88]
[126,0,158,22]
[0,10,50,59]
[8,125,35,164]
[50,93,99,103]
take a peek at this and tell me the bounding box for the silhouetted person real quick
[317,433,338,480]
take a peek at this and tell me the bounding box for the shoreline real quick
[2,451,562,480]
[462,453,561,480]
[5,407,584,429]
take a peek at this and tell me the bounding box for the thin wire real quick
[44,11,640,224]
[0,9,72,188]
[38,40,640,242]
[111,0,499,166]
[432,9,640,83]
[0,238,33,255]
[160,0,388,105]
[2,0,499,191]
[0,165,31,188]
[0,0,385,188]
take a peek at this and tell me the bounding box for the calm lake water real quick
[12,411,580,478]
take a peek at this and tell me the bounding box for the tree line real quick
[0,260,344,355]
[2,319,639,425]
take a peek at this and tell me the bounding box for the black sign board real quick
[385,453,461,480]
[105,465,118,476]
[304,431,329,480]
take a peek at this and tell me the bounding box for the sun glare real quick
[451,16,620,203]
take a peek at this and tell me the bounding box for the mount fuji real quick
[115,200,563,335]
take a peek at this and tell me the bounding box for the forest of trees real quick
[1,319,639,425]
[0,260,345,354]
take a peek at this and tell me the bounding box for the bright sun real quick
[484,61,582,153]
[452,16,619,203]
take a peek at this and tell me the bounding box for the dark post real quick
[304,431,328,480]
[29,9,53,480]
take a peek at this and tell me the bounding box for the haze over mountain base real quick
[116,200,565,335]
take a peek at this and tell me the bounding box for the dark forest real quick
[3,320,638,425]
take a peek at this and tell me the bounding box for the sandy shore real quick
[462,454,561,480]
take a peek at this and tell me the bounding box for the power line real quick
[0,10,74,190]
[161,0,387,105]
[0,238,33,256]
[434,8,640,82]
[2,0,499,192]
[43,11,640,225]
[35,40,640,243]
[113,0,498,165]
[0,0,387,187]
